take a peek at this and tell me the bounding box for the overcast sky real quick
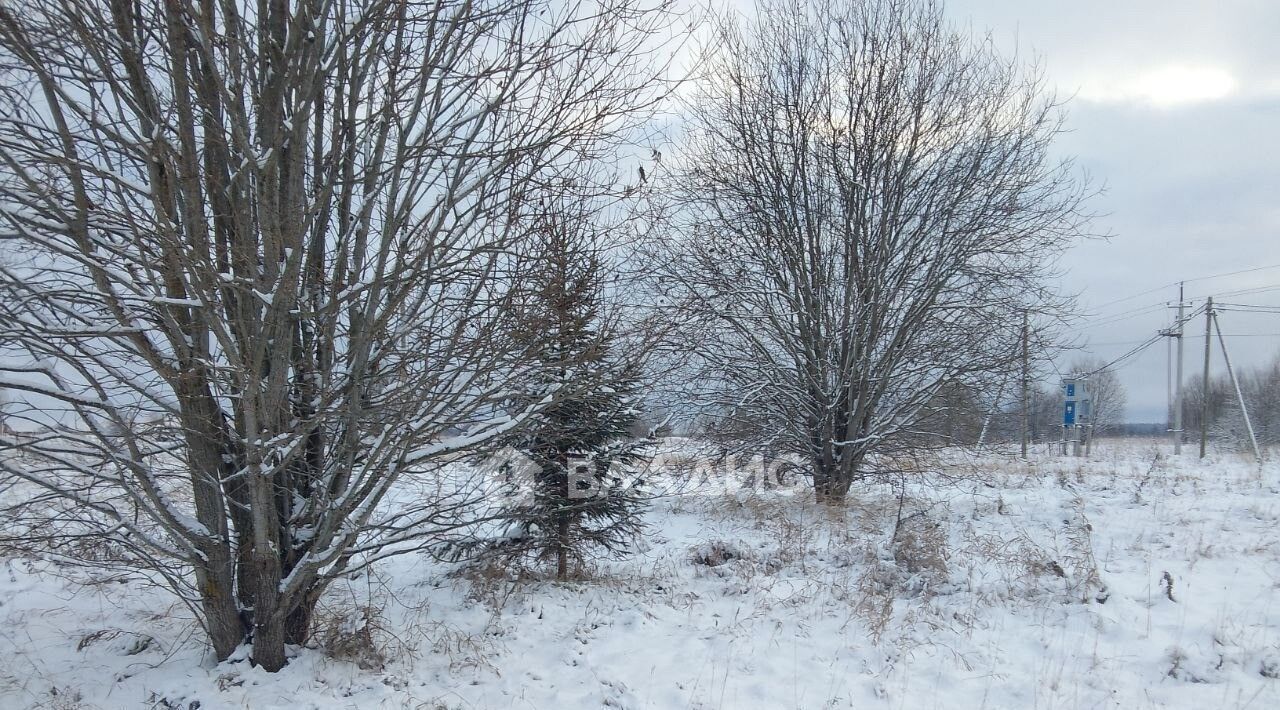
[944,0,1280,421]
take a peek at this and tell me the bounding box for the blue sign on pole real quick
[1064,401,1076,426]
[1065,383,1076,398]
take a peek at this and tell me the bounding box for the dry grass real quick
[311,603,390,671]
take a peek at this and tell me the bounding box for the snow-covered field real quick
[2,440,1278,709]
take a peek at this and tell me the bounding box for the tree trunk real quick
[826,468,855,500]
[194,556,245,661]
[812,460,832,503]
[249,545,287,671]
[556,515,570,580]
[284,588,322,646]
[812,448,862,503]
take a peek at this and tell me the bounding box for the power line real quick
[1084,262,1280,312]
[1078,302,1170,330]
[1183,263,1280,285]
[1085,296,1176,321]
[1080,286,1280,330]
[1086,338,1165,347]
[1088,300,1169,320]
[1060,270,1279,387]
[1196,283,1280,300]
[1088,333,1280,347]
[1085,338,1166,347]
[1086,286,1175,313]
[1076,333,1163,377]
[1076,304,1205,377]
[1215,304,1280,314]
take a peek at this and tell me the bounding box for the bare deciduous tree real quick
[1244,355,1280,448]
[659,0,1092,501]
[0,0,675,670]
[1187,352,1280,450]
[1068,358,1127,437]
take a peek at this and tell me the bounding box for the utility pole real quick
[1199,296,1213,459]
[1173,283,1185,455]
[1020,310,1029,459]
[1165,336,1171,434]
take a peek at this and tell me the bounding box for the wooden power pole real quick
[1020,311,1029,459]
[1199,296,1213,459]
[1173,283,1185,455]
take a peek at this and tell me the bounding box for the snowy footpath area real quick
[2,441,1278,709]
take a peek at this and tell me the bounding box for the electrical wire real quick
[1085,287,1175,313]
[1215,304,1280,314]
[1090,333,1280,346]
[1083,262,1280,312]
[1080,287,1279,331]
[1078,302,1170,331]
[1075,304,1205,378]
[1183,263,1280,285]
[1057,267,1280,383]
[1199,283,1280,300]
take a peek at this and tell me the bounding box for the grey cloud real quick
[945,0,1280,421]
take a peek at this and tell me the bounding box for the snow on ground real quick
[2,440,1278,709]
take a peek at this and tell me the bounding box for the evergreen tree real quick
[486,203,651,579]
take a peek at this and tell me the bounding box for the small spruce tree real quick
[487,203,650,579]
